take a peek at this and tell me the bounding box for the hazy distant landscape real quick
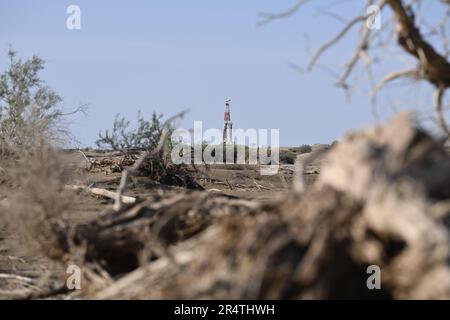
[2,0,450,301]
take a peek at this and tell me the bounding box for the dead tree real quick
[113,110,189,211]
[258,0,450,138]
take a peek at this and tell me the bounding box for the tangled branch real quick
[259,0,450,137]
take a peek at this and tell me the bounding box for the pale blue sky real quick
[0,0,445,146]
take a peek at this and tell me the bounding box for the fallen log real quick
[71,192,260,276]
[65,185,136,204]
[0,273,35,284]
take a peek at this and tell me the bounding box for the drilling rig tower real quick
[223,100,233,144]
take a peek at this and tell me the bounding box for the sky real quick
[0,0,445,147]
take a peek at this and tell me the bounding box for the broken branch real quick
[66,185,137,204]
[435,84,450,138]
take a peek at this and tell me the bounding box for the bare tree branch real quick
[257,0,311,26]
[65,184,137,206]
[60,103,89,117]
[260,0,450,133]
[434,84,450,137]
[113,169,131,211]
[78,149,94,171]
[307,15,367,72]
[113,109,189,211]
[337,22,372,89]
[371,68,420,96]
[387,0,450,87]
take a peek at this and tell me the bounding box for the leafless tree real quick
[258,0,450,138]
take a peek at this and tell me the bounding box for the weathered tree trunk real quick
[73,193,259,275]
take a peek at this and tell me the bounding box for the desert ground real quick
[0,145,324,299]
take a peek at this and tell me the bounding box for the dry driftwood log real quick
[72,192,260,276]
[65,185,136,204]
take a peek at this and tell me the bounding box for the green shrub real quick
[96,111,164,150]
[331,140,339,148]
[298,144,312,154]
[0,49,84,150]
[279,151,297,164]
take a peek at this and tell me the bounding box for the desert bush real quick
[298,144,312,154]
[1,143,75,259]
[96,112,164,151]
[138,150,202,189]
[330,140,339,148]
[0,49,83,152]
[279,150,296,164]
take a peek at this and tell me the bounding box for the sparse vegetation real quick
[279,150,296,164]
[96,112,164,151]
[138,149,202,189]
[0,49,85,152]
[1,143,75,259]
[330,140,339,148]
[298,144,312,154]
